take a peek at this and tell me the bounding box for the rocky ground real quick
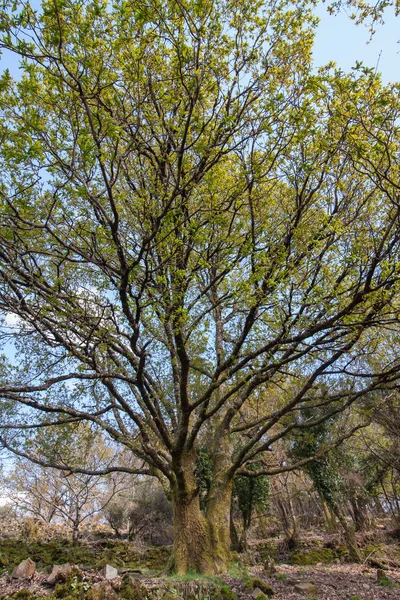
[0,532,399,599]
[251,563,400,600]
[0,560,399,599]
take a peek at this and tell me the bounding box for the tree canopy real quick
[0,0,400,574]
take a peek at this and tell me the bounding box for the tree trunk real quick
[330,502,361,562]
[277,498,291,537]
[172,489,212,574]
[230,502,240,552]
[287,495,298,539]
[171,449,232,575]
[350,497,367,531]
[72,522,79,546]
[319,495,338,533]
[206,475,233,572]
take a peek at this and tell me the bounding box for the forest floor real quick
[249,562,400,600]
[0,527,399,599]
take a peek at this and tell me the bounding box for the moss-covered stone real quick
[220,585,237,599]
[119,576,148,600]
[253,593,268,600]
[52,572,86,599]
[87,581,118,600]
[249,577,274,596]
[0,538,154,574]
[290,548,337,565]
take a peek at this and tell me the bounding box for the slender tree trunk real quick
[230,502,240,552]
[287,495,298,539]
[330,502,361,562]
[277,499,291,537]
[72,522,79,546]
[319,494,338,533]
[239,527,248,553]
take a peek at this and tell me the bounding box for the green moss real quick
[256,541,279,562]
[335,545,349,558]
[248,577,274,596]
[12,590,33,600]
[219,584,238,600]
[52,572,87,599]
[290,548,337,565]
[0,538,150,573]
[120,577,148,600]
[378,577,398,588]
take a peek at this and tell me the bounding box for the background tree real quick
[1,424,131,543]
[291,410,362,561]
[1,0,400,574]
[357,391,400,527]
[232,469,270,552]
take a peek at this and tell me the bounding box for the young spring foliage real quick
[0,0,400,573]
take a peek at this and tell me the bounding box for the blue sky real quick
[314,5,399,83]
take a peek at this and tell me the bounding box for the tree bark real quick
[171,449,232,575]
[72,522,79,546]
[172,487,213,574]
[171,422,235,576]
[330,502,361,562]
[206,475,233,572]
[319,495,338,533]
[230,502,240,552]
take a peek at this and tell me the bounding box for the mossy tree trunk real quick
[319,494,338,533]
[171,448,233,575]
[205,474,233,572]
[230,497,240,552]
[172,485,214,574]
[330,502,361,562]
[171,423,234,575]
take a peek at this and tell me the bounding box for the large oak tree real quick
[1,0,400,574]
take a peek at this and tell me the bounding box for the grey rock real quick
[252,589,268,599]
[47,563,73,585]
[294,582,319,595]
[90,581,118,600]
[102,564,118,580]
[12,558,36,579]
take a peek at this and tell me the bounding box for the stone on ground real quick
[12,558,36,579]
[90,580,119,600]
[294,582,319,595]
[102,564,118,580]
[47,563,73,585]
[250,577,274,596]
[251,590,269,600]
